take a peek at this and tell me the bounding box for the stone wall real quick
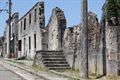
[105,20,120,75]
[63,12,102,75]
[3,12,19,58]
[47,7,66,50]
[87,12,101,75]
[3,26,9,58]
[63,25,80,68]
[12,13,19,58]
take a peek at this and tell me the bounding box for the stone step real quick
[43,61,68,64]
[42,55,65,58]
[42,58,66,61]
[45,64,69,67]
[42,57,65,60]
[48,67,70,71]
[40,50,69,71]
[41,52,64,55]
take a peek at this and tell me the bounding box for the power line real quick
[0,9,8,13]
[0,1,8,13]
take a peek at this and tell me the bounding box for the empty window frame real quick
[29,36,31,49]
[34,34,36,48]
[24,18,26,30]
[29,13,31,24]
[34,9,37,22]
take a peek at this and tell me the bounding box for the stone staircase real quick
[40,51,70,71]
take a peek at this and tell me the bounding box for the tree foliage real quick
[106,0,120,19]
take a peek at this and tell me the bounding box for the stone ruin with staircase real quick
[33,6,103,74]
[34,2,120,77]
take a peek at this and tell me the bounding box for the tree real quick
[106,0,120,25]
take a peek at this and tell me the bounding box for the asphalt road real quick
[0,65,23,80]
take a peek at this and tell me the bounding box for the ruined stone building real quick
[63,12,101,75]
[18,2,66,60]
[47,7,66,50]
[1,0,120,77]
[101,0,120,76]
[2,1,103,73]
[3,12,19,58]
[18,1,46,59]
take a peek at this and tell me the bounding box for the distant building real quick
[3,12,19,58]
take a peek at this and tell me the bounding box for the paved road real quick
[0,65,23,80]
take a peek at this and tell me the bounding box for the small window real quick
[34,9,37,22]
[39,22,43,27]
[18,40,22,51]
[34,34,36,48]
[39,8,42,15]
[21,21,22,33]
[39,8,44,15]
[29,13,31,24]
[24,18,26,30]
[29,36,31,49]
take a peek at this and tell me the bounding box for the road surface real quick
[0,64,23,80]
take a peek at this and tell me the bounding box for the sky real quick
[0,0,105,36]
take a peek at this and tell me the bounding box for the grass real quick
[6,59,25,65]
[30,64,47,72]
[68,77,80,80]
[105,75,119,80]
[6,59,84,80]
[65,68,80,78]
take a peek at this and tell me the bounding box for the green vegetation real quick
[106,0,120,24]
[106,75,118,80]
[68,78,80,80]
[30,65,47,72]
[6,59,25,65]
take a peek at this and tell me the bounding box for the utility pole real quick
[8,0,12,58]
[80,0,88,79]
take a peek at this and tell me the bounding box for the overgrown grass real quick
[30,65,47,72]
[106,75,118,80]
[6,59,25,65]
[68,77,80,80]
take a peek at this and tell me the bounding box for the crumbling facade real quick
[3,12,19,58]
[1,0,120,77]
[47,7,66,50]
[63,12,101,75]
[101,0,120,76]
[18,1,46,59]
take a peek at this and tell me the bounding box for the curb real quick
[2,59,50,80]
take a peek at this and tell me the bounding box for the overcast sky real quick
[0,0,105,36]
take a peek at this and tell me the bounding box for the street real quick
[0,64,23,80]
[0,59,46,80]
